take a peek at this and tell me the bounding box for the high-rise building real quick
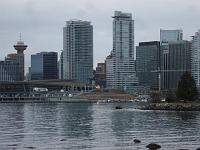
[161,40,191,89]
[63,20,93,83]
[31,52,58,80]
[160,29,184,89]
[160,29,183,43]
[106,53,114,89]
[59,51,63,80]
[162,40,191,89]
[136,41,160,90]
[191,30,200,88]
[109,11,137,90]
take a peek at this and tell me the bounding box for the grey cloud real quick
[1,0,200,70]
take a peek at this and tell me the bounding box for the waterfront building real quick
[0,80,93,94]
[109,11,137,91]
[0,60,20,82]
[31,52,58,80]
[161,40,191,89]
[191,30,200,88]
[94,62,106,88]
[136,41,160,90]
[59,51,64,80]
[63,20,93,83]
[160,29,184,89]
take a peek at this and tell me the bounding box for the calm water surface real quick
[0,103,200,150]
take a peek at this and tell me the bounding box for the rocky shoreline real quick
[142,102,200,111]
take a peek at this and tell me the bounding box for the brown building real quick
[94,62,106,88]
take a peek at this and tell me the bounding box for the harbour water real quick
[0,102,200,150]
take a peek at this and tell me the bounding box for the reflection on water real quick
[59,103,93,138]
[0,104,25,147]
[0,103,200,149]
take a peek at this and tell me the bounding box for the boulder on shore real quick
[142,102,200,111]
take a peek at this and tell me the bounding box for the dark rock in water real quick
[133,139,141,143]
[178,149,190,150]
[115,106,122,109]
[196,148,200,150]
[146,143,161,150]
[60,139,66,141]
[8,144,18,146]
[24,146,36,149]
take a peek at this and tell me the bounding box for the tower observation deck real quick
[13,33,28,54]
[12,34,28,81]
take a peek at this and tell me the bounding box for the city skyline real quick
[1,1,200,149]
[1,0,200,70]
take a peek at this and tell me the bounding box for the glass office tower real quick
[31,52,58,80]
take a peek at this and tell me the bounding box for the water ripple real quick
[0,103,200,149]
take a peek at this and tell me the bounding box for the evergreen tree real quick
[177,72,198,101]
[166,90,176,103]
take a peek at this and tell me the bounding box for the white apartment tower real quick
[107,11,137,90]
[63,20,93,83]
[191,30,200,88]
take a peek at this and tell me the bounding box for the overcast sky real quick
[0,0,200,71]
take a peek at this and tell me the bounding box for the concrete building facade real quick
[106,53,114,89]
[191,30,200,88]
[63,20,93,83]
[59,51,64,80]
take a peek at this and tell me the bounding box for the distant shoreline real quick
[0,96,133,103]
